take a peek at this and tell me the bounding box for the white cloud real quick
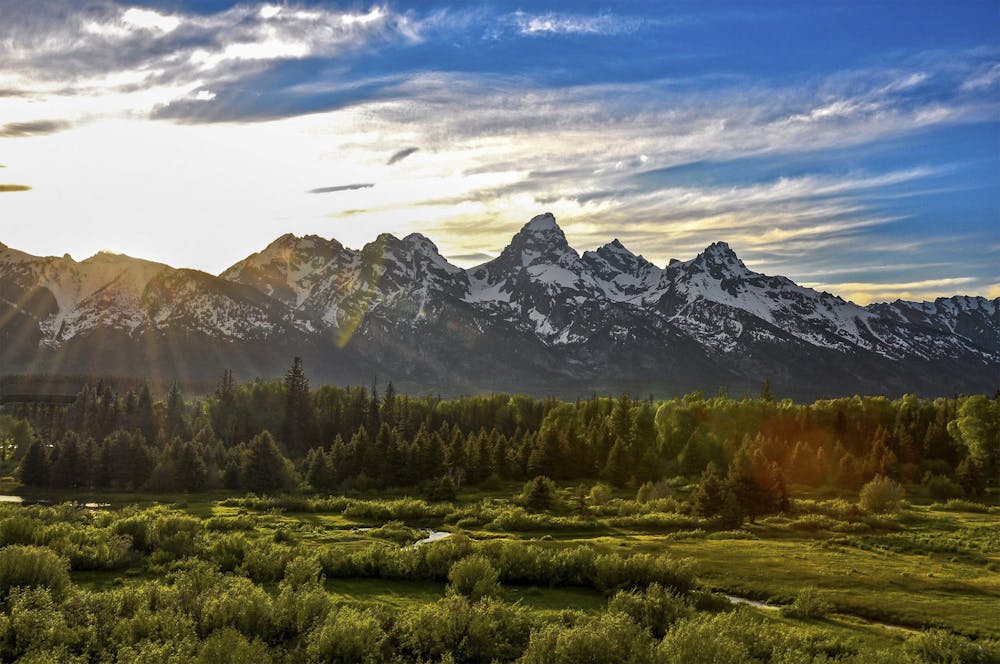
[961,62,1000,91]
[512,11,643,36]
[121,8,182,33]
[0,2,407,125]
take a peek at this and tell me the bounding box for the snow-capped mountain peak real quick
[501,211,577,267]
[522,211,559,232]
[581,239,663,302]
[688,241,750,276]
[3,211,996,398]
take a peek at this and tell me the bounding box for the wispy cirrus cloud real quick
[0,120,72,137]
[308,183,375,194]
[510,11,644,36]
[387,147,420,165]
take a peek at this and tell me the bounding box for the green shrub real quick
[147,513,203,560]
[902,629,1000,663]
[114,637,199,664]
[274,583,333,637]
[781,587,832,619]
[605,513,704,531]
[705,530,758,540]
[205,515,256,532]
[0,546,70,597]
[608,583,694,638]
[521,612,655,664]
[343,498,445,522]
[787,514,841,531]
[519,476,559,511]
[206,533,250,572]
[198,576,274,639]
[0,516,42,546]
[4,587,71,657]
[447,555,501,601]
[636,480,673,503]
[489,507,593,532]
[305,606,385,664]
[593,553,695,594]
[688,589,733,612]
[367,521,422,546]
[238,539,295,583]
[281,554,323,589]
[197,627,273,664]
[398,596,531,663]
[657,608,777,663]
[941,499,991,514]
[859,476,906,514]
[924,475,965,501]
[588,483,613,506]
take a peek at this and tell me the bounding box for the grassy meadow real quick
[2,476,995,662]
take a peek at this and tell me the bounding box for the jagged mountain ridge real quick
[1,214,997,398]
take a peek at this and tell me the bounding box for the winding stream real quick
[724,594,917,632]
[0,495,109,508]
[413,530,452,547]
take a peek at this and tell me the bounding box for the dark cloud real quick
[0,120,71,137]
[0,184,31,192]
[387,146,419,165]
[308,183,374,194]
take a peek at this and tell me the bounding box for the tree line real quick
[3,358,997,508]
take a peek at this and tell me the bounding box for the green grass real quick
[323,578,606,615]
[326,578,447,610]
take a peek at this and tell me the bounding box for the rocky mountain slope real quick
[1,215,997,398]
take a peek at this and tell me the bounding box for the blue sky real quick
[0,0,997,303]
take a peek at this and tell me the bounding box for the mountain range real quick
[1,213,997,398]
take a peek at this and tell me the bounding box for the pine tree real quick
[382,381,397,428]
[175,440,208,491]
[242,431,290,493]
[136,382,156,441]
[305,448,334,490]
[490,434,510,479]
[956,457,984,498]
[50,434,82,489]
[163,382,187,442]
[635,446,662,484]
[212,369,238,445]
[19,440,48,487]
[836,453,861,490]
[724,447,778,523]
[603,439,631,487]
[282,357,312,454]
[425,475,457,502]
[691,462,726,517]
[222,459,242,490]
[520,476,557,511]
[678,432,707,477]
[527,426,559,478]
[81,437,99,489]
[608,393,633,448]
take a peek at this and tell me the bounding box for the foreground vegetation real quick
[0,365,997,661]
[0,480,994,662]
